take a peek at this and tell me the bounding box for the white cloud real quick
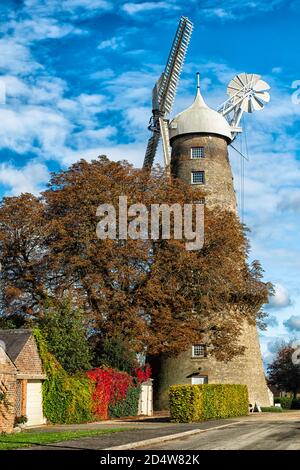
[0,18,82,43]
[0,39,41,74]
[0,105,72,157]
[89,68,115,80]
[72,126,117,148]
[278,190,300,213]
[284,315,300,332]
[201,8,235,19]
[62,142,145,166]
[122,1,172,15]
[24,0,113,18]
[98,36,125,50]
[0,161,49,195]
[268,284,291,309]
[192,0,287,21]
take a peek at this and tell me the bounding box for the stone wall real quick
[153,321,272,410]
[0,351,17,433]
[171,133,237,212]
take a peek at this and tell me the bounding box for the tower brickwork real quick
[153,85,272,410]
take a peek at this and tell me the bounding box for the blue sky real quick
[0,0,300,365]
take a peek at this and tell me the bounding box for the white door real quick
[26,380,45,426]
[138,383,153,416]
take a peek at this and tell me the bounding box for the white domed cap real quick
[169,80,232,142]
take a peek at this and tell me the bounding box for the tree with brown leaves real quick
[0,157,271,360]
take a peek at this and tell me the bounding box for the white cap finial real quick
[196,72,200,90]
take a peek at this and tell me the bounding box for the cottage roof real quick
[0,329,32,362]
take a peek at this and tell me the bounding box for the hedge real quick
[274,396,293,409]
[169,384,249,423]
[261,406,283,412]
[109,386,141,418]
[275,397,300,410]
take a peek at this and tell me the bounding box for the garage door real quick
[26,380,45,426]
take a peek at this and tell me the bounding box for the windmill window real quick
[191,376,208,385]
[195,198,205,205]
[191,171,205,185]
[192,344,206,358]
[191,147,205,158]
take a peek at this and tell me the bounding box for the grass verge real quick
[0,428,130,450]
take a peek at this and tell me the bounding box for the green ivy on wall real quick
[109,385,141,418]
[33,329,94,424]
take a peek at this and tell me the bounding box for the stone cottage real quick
[0,330,46,432]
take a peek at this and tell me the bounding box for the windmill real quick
[144,18,273,411]
[143,18,271,172]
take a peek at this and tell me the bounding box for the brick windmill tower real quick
[143,17,272,409]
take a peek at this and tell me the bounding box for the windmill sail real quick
[143,16,193,169]
[218,73,271,140]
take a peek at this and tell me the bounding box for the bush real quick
[169,384,249,423]
[134,365,151,384]
[274,396,293,409]
[33,329,94,424]
[109,386,141,418]
[261,406,283,413]
[291,398,300,409]
[87,367,137,420]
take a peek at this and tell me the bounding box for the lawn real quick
[0,428,130,450]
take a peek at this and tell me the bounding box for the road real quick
[140,419,300,450]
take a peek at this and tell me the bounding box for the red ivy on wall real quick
[87,368,133,420]
[134,364,152,384]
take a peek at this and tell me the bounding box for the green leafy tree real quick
[268,342,300,398]
[39,298,92,374]
[90,333,138,374]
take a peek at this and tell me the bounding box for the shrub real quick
[109,386,141,418]
[134,364,151,384]
[14,415,28,426]
[274,396,293,409]
[169,384,249,423]
[261,406,283,413]
[291,398,300,409]
[33,329,94,424]
[87,367,134,420]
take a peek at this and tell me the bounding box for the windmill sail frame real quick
[143,16,193,169]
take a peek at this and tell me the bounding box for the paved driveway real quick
[140,417,300,450]
[20,412,300,450]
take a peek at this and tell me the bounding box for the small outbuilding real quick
[0,329,46,429]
